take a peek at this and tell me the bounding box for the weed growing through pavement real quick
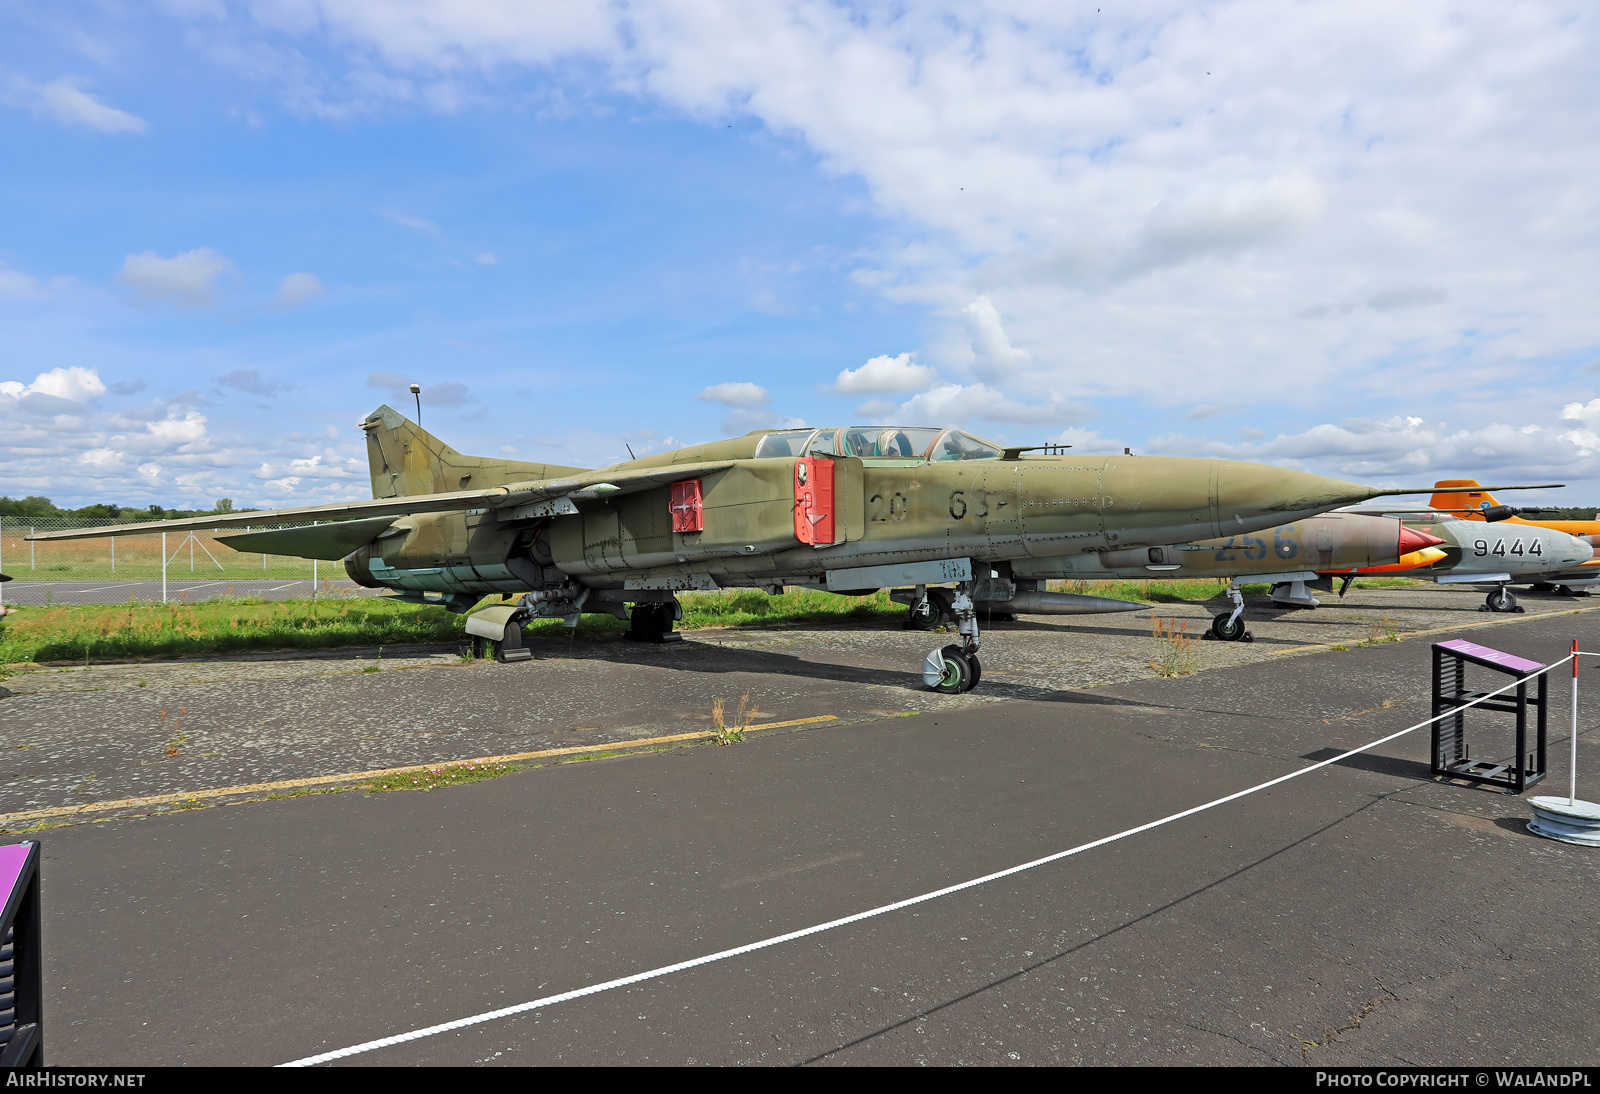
[711,692,757,744]
[162,707,187,756]
[1358,618,1401,647]
[263,785,351,800]
[365,760,525,792]
[1149,614,1200,677]
[363,645,383,673]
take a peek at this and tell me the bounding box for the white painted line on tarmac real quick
[281,657,1576,1067]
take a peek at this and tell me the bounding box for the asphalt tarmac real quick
[17,605,1600,1066]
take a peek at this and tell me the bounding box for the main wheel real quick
[1211,612,1247,641]
[1486,588,1516,612]
[625,602,674,641]
[925,644,973,694]
[905,599,939,630]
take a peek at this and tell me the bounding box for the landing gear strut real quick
[1481,586,1523,614]
[904,584,939,630]
[922,585,982,692]
[1206,584,1255,643]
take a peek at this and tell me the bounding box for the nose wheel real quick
[924,644,981,693]
[1204,584,1254,642]
[1209,612,1254,642]
[1482,587,1524,613]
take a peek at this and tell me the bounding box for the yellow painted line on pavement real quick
[1270,600,1600,656]
[0,715,839,829]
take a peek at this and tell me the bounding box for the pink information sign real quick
[1436,639,1543,674]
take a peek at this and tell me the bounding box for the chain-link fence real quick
[0,515,380,606]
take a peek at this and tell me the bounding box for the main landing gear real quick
[1205,584,1255,643]
[921,585,982,693]
[1481,586,1524,614]
[624,600,683,642]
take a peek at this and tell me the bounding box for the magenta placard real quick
[1437,639,1543,674]
[0,842,31,905]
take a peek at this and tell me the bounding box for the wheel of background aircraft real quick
[1211,612,1248,642]
[904,600,939,631]
[1485,587,1519,613]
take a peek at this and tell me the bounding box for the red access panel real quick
[794,457,835,544]
[670,479,704,533]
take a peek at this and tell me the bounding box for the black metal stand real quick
[1431,640,1547,793]
[0,840,43,1067]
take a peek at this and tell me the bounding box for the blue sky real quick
[4,1,1600,510]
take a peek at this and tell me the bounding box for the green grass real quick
[0,577,1428,667]
[366,760,525,792]
[0,597,471,665]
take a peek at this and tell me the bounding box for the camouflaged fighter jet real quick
[25,408,1559,694]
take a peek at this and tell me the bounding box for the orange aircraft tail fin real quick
[1430,479,1498,518]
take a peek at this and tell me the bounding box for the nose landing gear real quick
[921,586,982,692]
[1206,584,1255,642]
[1482,586,1524,614]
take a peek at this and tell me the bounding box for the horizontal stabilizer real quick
[217,516,401,561]
[24,460,737,542]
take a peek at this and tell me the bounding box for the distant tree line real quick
[0,496,259,523]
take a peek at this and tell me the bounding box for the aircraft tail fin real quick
[359,405,589,499]
[1429,478,1497,516]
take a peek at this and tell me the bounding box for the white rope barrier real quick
[281,652,1579,1067]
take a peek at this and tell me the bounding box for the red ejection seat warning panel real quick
[795,458,835,545]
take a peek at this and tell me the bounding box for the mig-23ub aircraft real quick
[26,407,1558,693]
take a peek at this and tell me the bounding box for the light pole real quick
[410,383,422,427]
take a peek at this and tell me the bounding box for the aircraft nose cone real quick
[1398,526,1447,553]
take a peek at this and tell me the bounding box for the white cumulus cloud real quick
[16,77,149,134]
[832,353,935,395]
[876,382,1093,428]
[0,366,107,404]
[274,271,322,308]
[116,248,235,309]
[695,382,769,407]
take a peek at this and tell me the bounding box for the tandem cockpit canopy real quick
[752,426,1004,462]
